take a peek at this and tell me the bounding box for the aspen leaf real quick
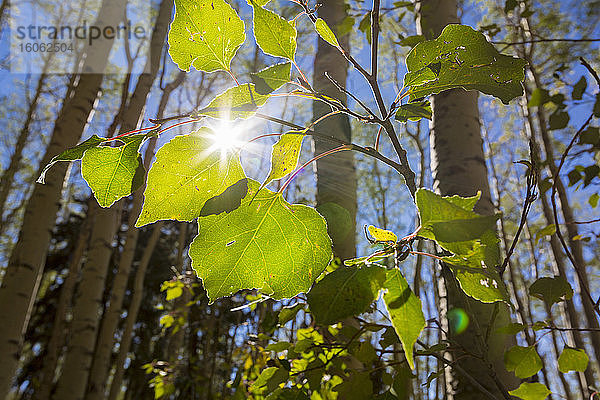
[168,0,245,72]
[406,24,526,104]
[383,268,425,370]
[136,128,246,226]
[248,0,297,60]
[190,180,332,302]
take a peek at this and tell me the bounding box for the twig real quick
[492,38,600,46]
[550,113,599,316]
[499,149,538,275]
[415,340,499,400]
[580,57,600,88]
[324,72,378,120]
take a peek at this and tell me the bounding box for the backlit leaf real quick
[394,101,432,122]
[416,188,509,303]
[81,134,145,208]
[37,135,105,184]
[504,345,543,378]
[249,0,297,60]
[190,180,332,302]
[168,0,245,72]
[251,62,291,95]
[263,133,304,187]
[383,268,425,369]
[367,225,398,242]
[314,18,339,47]
[406,25,526,104]
[136,128,246,227]
[195,83,270,120]
[558,347,589,373]
[306,265,386,325]
[509,383,551,400]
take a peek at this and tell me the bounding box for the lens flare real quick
[447,308,469,334]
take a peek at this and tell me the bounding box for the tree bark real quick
[83,2,174,397]
[416,1,519,398]
[312,0,356,260]
[0,69,49,235]
[106,223,163,400]
[0,0,127,395]
[33,200,96,400]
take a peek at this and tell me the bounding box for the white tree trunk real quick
[0,0,127,395]
[416,1,519,398]
[106,223,163,400]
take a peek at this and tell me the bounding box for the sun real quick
[207,121,246,154]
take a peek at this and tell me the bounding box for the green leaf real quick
[549,110,569,130]
[136,128,246,227]
[367,225,398,242]
[496,322,526,335]
[504,345,543,378]
[383,268,425,370]
[579,127,599,145]
[594,93,600,117]
[392,365,413,400]
[278,303,305,325]
[508,383,551,400]
[266,388,310,400]
[168,0,245,72]
[403,63,439,88]
[333,372,373,399]
[394,101,432,122]
[81,135,145,208]
[504,0,517,13]
[263,133,304,187]
[558,347,589,373]
[190,180,332,302]
[265,341,291,352]
[249,0,297,60]
[415,188,510,303]
[195,83,270,120]
[166,286,183,301]
[37,135,106,184]
[589,193,599,208]
[315,202,353,245]
[405,24,526,104]
[159,314,175,328]
[397,34,425,48]
[572,76,587,100]
[314,18,339,47]
[527,88,550,107]
[250,367,289,394]
[251,62,291,95]
[200,178,248,217]
[306,265,386,325]
[358,13,371,44]
[529,276,573,306]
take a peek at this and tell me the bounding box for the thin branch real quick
[580,57,600,88]
[492,38,600,46]
[324,72,378,119]
[550,113,599,316]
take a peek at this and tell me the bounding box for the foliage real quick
[33,0,600,398]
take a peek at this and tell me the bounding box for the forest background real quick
[0,0,599,398]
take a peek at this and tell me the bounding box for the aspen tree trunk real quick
[84,2,174,397]
[520,94,597,393]
[0,0,126,395]
[312,0,356,260]
[104,70,184,400]
[33,200,96,400]
[0,70,49,234]
[416,1,518,398]
[107,223,163,400]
